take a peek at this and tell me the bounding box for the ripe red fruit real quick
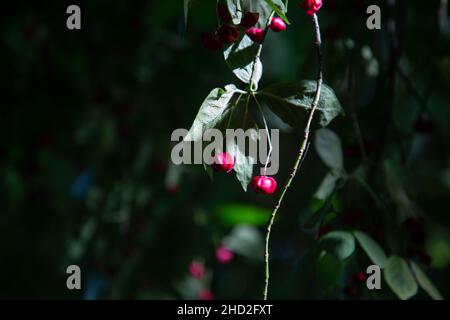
[216,24,240,45]
[201,32,222,51]
[269,17,286,32]
[251,176,277,195]
[245,27,265,43]
[211,152,235,173]
[217,4,232,24]
[299,0,323,16]
[240,12,260,28]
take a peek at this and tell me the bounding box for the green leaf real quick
[410,261,444,300]
[224,35,262,85]
[320,231,355,260]
[384,256,418,300]
[226,0,243,24]
[184,85,245,141]
[354,231,388,268]
[314,171,339,201]
[263,0,290,25]
[216,204,270,226]
[223,225,264,260]
[259,81,344,129]
[315,128,344,171]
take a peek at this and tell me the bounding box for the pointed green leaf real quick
[224,35,262,84]
[354,231,388,268]
[314,171,340,201]
[184,85,245,142]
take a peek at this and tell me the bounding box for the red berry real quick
[245,27,265,44]
[299,0,323,16]
[217,4,232,24]
[211,152,235,173]
[216,24,240,45]
[269,17,286,32]
[201,32,222,51]
[240,12,260,28]
[251,176,277,195]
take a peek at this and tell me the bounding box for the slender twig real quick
[253,95,273,171]
[346,62,367,160]
[263,13,323,300]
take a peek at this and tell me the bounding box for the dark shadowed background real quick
[0,0,449,299]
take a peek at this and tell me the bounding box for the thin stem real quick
[253,95,273,171]
[263,13,323,300]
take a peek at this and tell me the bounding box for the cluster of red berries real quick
[201,4,288,50]
[211,152,277,195]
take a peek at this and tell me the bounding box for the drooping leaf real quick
[229,123,259,191]
[184,85,245,141]
[314,171,340,201]
[259,81,344,129]
[315,128,344,171]
[354,231,388,268]
[410,261,444,300]
[320,231,355,260]
[263,0,290,24]
[384,256,418,300]
[224,35,262,85]
[226,105,259,191]
[216,204,270,226]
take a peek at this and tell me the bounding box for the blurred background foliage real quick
[0,0,449,299]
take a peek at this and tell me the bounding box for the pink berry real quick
[245,27,265,44]
[299,0,323,16]
[251,176,277,195]
[211,152,235,173]
[269,17,286,32]
[216,246,234,264]
[188,261,205,279]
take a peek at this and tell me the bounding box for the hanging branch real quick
[263,13,323,300]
